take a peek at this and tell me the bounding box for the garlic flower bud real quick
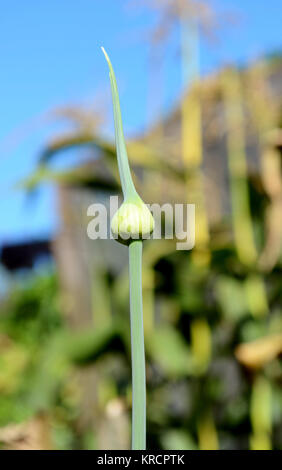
[111,196,154,243]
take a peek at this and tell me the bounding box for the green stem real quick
[129,240,146,450]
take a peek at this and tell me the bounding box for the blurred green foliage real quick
[1,56,282,450]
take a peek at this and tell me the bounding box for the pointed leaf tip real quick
[101,46,137,199]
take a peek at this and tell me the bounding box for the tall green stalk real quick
[129,240,146,449]
[102,47,154,450]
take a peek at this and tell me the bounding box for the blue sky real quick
[0,0,281,244]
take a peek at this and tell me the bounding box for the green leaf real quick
[146,326,193,377]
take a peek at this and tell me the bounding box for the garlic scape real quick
[102,47,153,450]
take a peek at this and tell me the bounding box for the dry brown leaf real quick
[0,414,51,450]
